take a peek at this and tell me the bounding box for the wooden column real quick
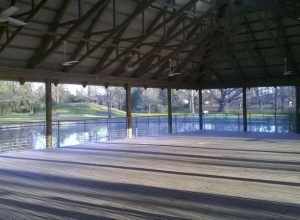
[167,88,172,134]
[45,80,52,148]
[125,84,133,138]
[296,86,300,134]
[199,89,203,130]
[242,87,248,132]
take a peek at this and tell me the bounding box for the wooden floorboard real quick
[0,135,299,219]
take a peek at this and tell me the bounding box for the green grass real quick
[0,103,126,123]
[53,103,125,119]
[0,102,292,123]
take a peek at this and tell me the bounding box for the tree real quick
[210,89,242,112]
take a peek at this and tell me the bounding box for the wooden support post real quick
[45,80,52,148]
[242,87,248,132]
[167,88,173,134]
[296,86,300,134]
[198,89,203,130]
[125,84,133,138]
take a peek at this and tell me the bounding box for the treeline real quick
[0,81,296,116]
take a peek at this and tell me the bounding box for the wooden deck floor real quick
[0,134,300,219]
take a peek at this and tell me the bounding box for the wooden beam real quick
[27,0,71,68]
[261,12,299,75]
[45,80,52,148]
[0,66,200,89]
[90,0,157,74]
[1,66,300,90]
[129,14,188,78]
[0,0,48,53]
[243,16,271,78]
[149,19,213,80]
[109,10,165,76]
[167,88,173,134]
[222,23,247,82]
[275,16,299,75]
[29,0,107,68]
[69,0,156,73]
[99,0,199,75]
[66,0,110,65]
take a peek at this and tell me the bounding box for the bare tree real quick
[210,89,242,112]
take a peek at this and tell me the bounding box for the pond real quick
[0,114,295,152]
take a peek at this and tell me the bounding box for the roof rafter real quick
[27,0,71,68]
[243,15,271,78]
[129,14,189,78]
[261,11,299,75]
[0,0,48,54]
[109,10,165,76]
[65,0,110,67]
[98,0,199,75]
[148,17,215,80]
[28,0,107,68]
[90,0,157,74]
[67,0,156,73]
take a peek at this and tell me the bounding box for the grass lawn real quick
[0,102,291,123]
[0,103,125,123]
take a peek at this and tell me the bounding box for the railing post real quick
[57,120,60,148]
[45,80,52,148]
[167,88,173,134]
[125,84,133,138]
[242,87,248,132]
[274,86,278,133]
[296,86,300,134]
[158,115,161,135]
[135,117,138,137]
[198,89,203,131]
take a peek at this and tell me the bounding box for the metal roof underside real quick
[0,0,299,89]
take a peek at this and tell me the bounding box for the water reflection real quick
[0,115,294,152]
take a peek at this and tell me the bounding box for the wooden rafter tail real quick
[0,0,48,54]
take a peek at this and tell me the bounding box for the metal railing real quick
[0,113,295,153]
